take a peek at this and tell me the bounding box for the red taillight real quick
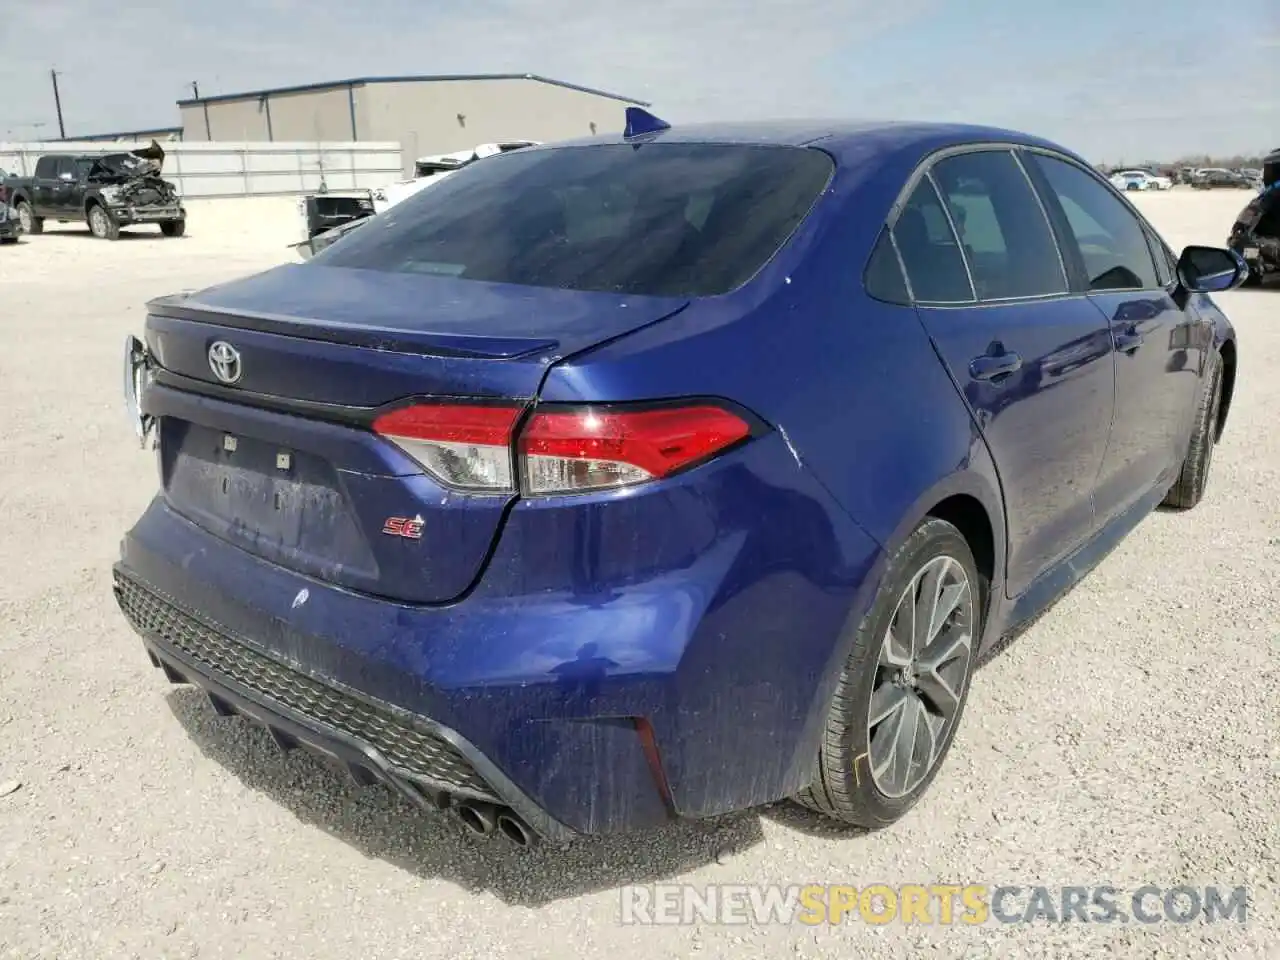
[371,400,754,496]
[518,404,753,495]
[372,403,520,492]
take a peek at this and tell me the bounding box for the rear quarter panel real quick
[531,158,1007,812]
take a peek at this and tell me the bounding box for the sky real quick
[0,0,1276,163]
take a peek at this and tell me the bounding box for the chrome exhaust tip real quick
[453,800,499,836]
[496,812,535,847]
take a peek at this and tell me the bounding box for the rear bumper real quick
[116,438,882,834]
[115,571,574,839]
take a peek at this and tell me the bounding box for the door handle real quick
[969,352,1023,382]
[1115,331,1144,355]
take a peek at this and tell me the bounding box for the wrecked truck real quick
[6,141,186,240]
[1227,150,1280,286]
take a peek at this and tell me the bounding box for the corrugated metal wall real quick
[173,78,635,177]
[358,79,624,177]
[0,141,402,199]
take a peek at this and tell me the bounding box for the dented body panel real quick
[113,119,1237,837]
[6,142,185,233]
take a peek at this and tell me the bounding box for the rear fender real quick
[874,451,1008,645]
[786,448,1007,790]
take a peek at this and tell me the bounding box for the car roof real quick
[546,118,1077,163]
[535,119,1089,198]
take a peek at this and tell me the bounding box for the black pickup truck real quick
[5,142,186,240]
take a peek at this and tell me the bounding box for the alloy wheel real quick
[89,207,107,238]
[867,554,974,799]
[17,204,31,233]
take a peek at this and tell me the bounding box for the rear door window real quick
[34,156,57,179]
[930,150,1067,300]
[891,177,974,303]
[1030,155,1161,291]
[318,143,834,297]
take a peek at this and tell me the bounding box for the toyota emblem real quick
[208,341,242,384]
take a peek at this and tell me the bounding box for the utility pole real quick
[50,69,66,139]
[191,80,212,140]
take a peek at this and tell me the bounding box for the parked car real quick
[1228,151,1280,285]
[288,214,370,260]
[370,141,539,214]
[114,110,1245,844]
[296,188,376,240]
[1109,169,1172,191]
[0,169,18,244]
[1191,167,1255,189]
[0,207,18,243]
[291,143,539,240]
[6,141,185,239]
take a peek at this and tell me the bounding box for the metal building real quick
[177,74,648,175]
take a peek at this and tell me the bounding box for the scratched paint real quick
[776,424,803,468]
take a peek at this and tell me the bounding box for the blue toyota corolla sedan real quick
[115,110,1244,845]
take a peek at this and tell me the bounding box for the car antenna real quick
[623,107,670,140]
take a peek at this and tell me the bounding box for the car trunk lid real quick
[143,264,688,603]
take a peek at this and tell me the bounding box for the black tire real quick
[159,219,186,238]
[1162,352,1223,511]
[795,518,984,828]
[87,203,120,240]
[1241,268,1263,288]
[15,201,42,235]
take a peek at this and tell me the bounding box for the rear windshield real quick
[314,143,834,297]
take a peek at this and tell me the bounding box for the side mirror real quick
[59,171,74,182]
[1176,245,1248,293]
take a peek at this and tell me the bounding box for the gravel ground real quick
[0,190,1276,960]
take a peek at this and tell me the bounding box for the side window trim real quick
[888,229,916,303]
[1009,149,1071,293]
[886,173,978,305]
[1019,146,1166,293]
[1155,235,1180,289]
[1143,227,1177,289]
[922,170,978,303]
[1016,148,1091,293]
[886,142,1092,306]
